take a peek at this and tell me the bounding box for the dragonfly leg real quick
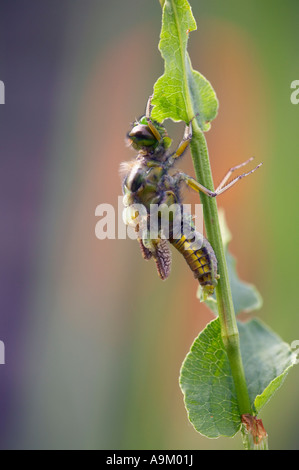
[176,157,262,198]
[174,172,217,197]
[166,116,198,168]
[145,95,163,142]
[214,159,263,196]
[172,120,193,159]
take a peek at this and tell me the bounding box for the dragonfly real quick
[120,97,261,297]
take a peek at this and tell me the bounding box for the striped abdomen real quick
[170,232,218,296]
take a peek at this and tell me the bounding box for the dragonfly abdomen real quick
[170,233,218,296]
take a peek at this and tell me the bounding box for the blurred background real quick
[0,0,298,450]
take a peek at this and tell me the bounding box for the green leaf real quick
[238,319,296,414]
[151,0,218,130]
[180,317,296,438]
[198,210,263,315]
[180,318,240,438]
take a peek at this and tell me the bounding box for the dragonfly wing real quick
[138,238,153,260]
[153,239,172,281]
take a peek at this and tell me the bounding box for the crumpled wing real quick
[138,238,172,280]
[138,238,153,260]
[153,239,172,281]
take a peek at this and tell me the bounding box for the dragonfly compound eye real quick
[128,124,157,148]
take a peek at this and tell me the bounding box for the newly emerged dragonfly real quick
[120,97,261,297]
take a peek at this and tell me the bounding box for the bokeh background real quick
[0,0,298,450]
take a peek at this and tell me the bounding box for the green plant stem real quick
[189,121,253,418]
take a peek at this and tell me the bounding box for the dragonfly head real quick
[128,116,172,155]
